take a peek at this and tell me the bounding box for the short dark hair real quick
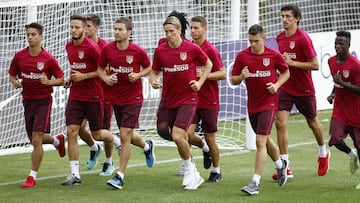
[281,4,302,24]
[25,22,43,35]
[115,17,133,31]
[168,10,188,37]
[336,30,351,44]
[86,14,101,26]
[191,16,207,27]
[248,24,264,36]
[70,14,86,25]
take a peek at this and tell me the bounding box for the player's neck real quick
[28,46,42,56]
[336,52,349,64]
[168,37,182,48]
[116,40,129,50]
[251,46,265,55]
[193,37,205,46]
[89,35,99,44]
[73,35,85,46]
[285,26,297,37]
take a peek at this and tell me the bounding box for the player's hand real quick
[266,82,278,94]
[283,53,294,66]
[104,74,117,86]
[327,94,334,104]
[12,79,22,89]
[333,73,343,85]
[241,66,250,79]
[150,78,161,89]
[128,72,140,83]
[190,80,201,91]
[39,73,50,85]
[63,78,72,89]
[70,70,86,82]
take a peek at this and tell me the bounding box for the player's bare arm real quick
[97,67,117,86]
[150,69,160,89]
[9,75,22,89]
[39,72,64,86]
[70,70,99,82]
[231,66,249,85]
[207,67,226,81]
[333,72,360,94]
[128,66,151,83]
[266,69,290,94]
[190,58,212,91]
[285,54,319,71]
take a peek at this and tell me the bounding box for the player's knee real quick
[158,129,172,141]
[275,121,285,129]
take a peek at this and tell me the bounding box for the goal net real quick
[1,0,359,154]
[0,0,249,154]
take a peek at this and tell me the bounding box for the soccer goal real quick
[1,0,359,154]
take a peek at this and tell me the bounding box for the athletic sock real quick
[143,142,150,152]
[202,142,209,152]
[29,170,37,179]
[70,160,80,178]
[252,174,261,186]
[90,143,98,151]
[319,145,327,157]
[53,137,59,147]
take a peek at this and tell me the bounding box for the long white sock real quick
[274,159,283,169]
[90,144,98,151]
[349,150,357,158]
[202,142,209,152]
[117,171,124,180]
[143,142,150,152]
[212,166,220,174]
[53,137,59,147]
[280,154,290,167]
[252,174,261,186]
[319,145,327,157]
[29,170,37,179]
[105,157,112,164]
[184,158,192,168]
[70,160,80,178]
[112,136,121,148]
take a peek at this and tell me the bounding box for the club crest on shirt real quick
[78,51,84,59]
[180,52,187,61]
[37,62,44,71]
[289,41,295,49]
[126,55,133,64]
[343,70,349,78]
[263,58,270,67]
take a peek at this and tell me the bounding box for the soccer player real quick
[273,4,330,180]
[188,16,226,182]
[76,13,117,176]
[156,10,189,142]
[8,22,65,188]
[150,16,213,190]
[61,14,120,186]
[98,17,155,190]
[327,31,360,189]
[231,24,290,195]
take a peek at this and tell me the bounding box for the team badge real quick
[78,51,84,59]
[126,55,133,64]
[289,41,295,49]
[180,52,187,61]
[37,62,44,71]
[343,70,349,78]
[263,58,270,67]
